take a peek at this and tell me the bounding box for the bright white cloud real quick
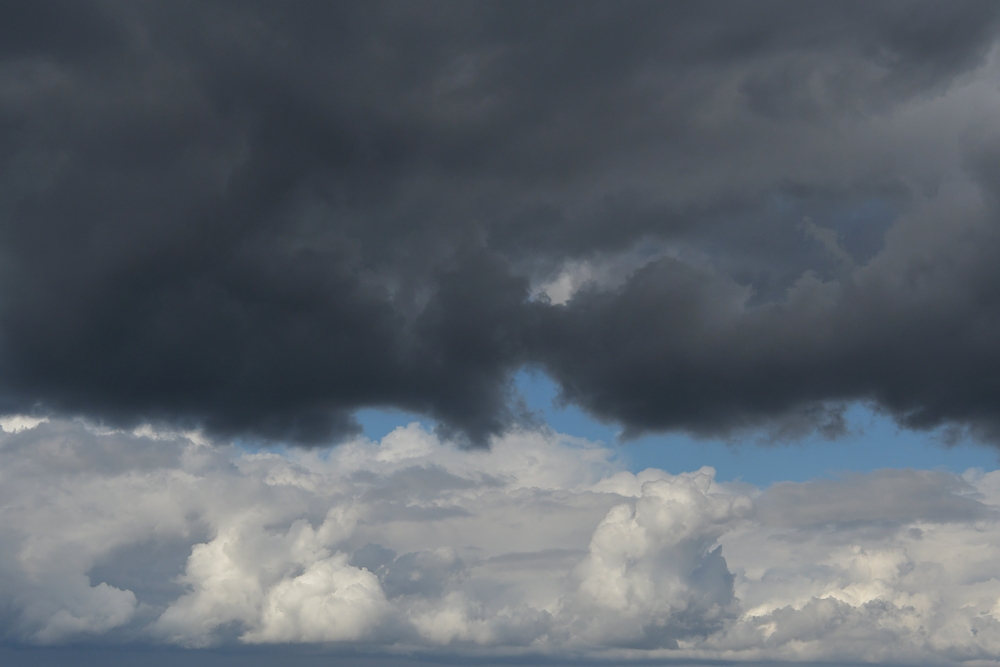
[1,418,1000,664]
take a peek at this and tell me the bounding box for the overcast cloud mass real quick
[4,0,1000,443]
[5,1,1000,664]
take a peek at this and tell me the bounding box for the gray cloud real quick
[2,2,1000,443]
[756,469,995,527]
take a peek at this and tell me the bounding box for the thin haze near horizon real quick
[3,1,1000,665]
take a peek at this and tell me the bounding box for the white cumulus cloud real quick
[0,418,999,664]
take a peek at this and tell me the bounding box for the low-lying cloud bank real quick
[1,419,999,664]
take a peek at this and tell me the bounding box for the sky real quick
[359,373,1000,487]
[6,1,1000,665]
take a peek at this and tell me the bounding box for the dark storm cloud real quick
[2,0,1000,444]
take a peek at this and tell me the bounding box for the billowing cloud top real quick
[3,1,1000,443]
[1,417,999,665]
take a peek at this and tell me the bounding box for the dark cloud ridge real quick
[2,1,1000,445]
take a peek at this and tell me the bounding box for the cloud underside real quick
[1,419,999,664]
[4,2,1000,443]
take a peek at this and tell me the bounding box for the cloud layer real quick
[6,7,1000,666]
[1,418,999,664]
[4,2,1000,443]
